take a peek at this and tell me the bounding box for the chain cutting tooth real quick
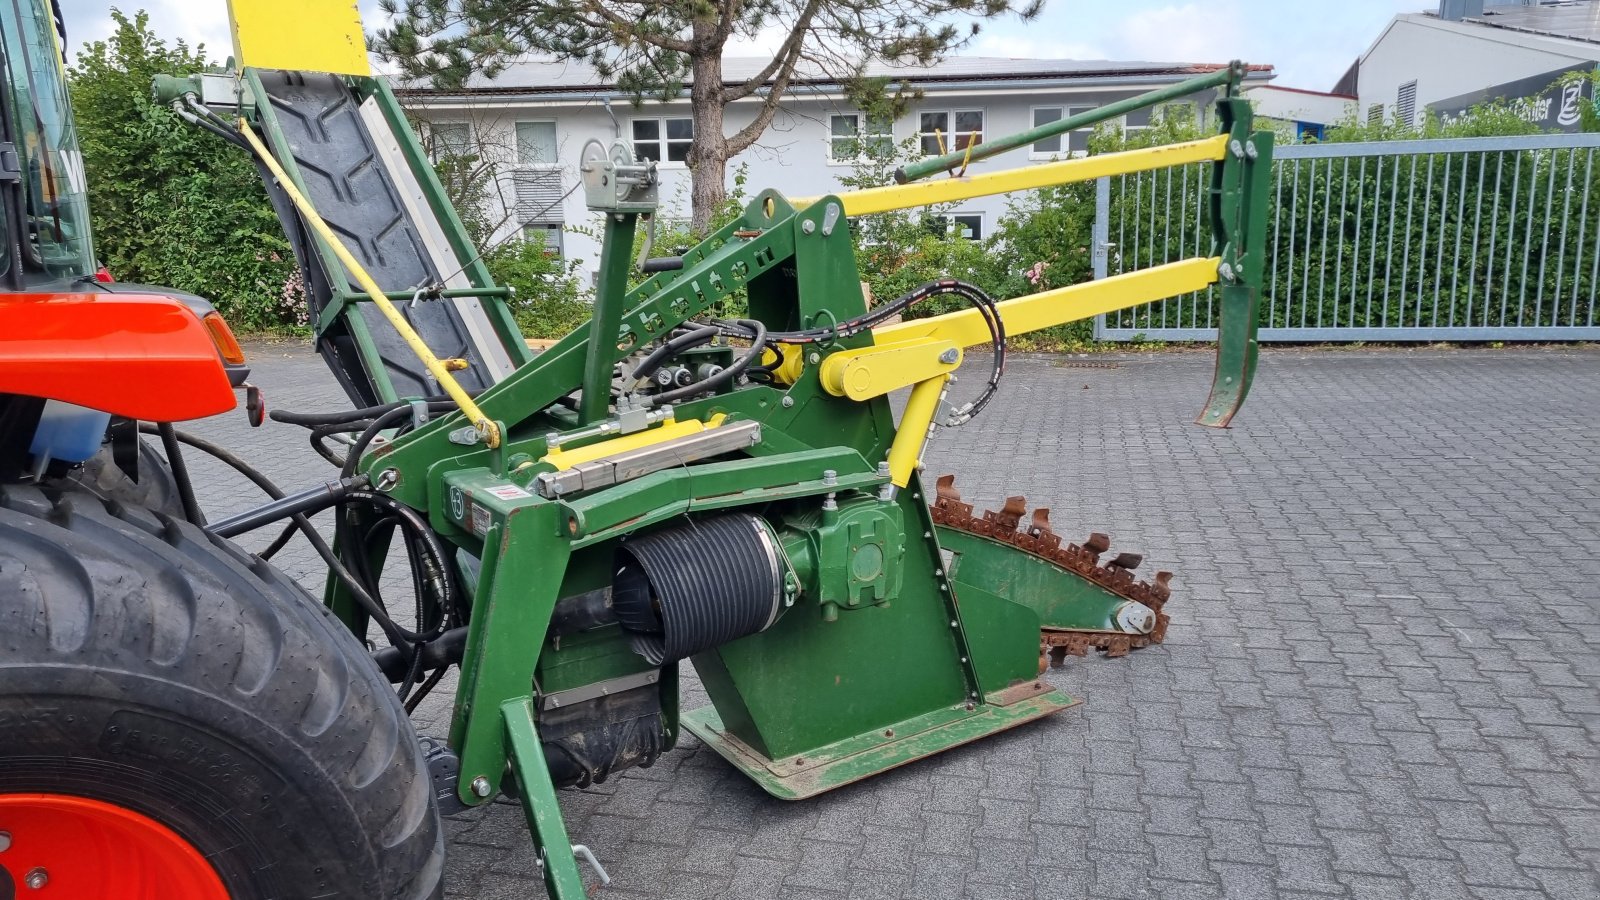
[1151,571,1173,604]
[933,474,973,521]
[982,496,1027,536]
[932,480,1180,661]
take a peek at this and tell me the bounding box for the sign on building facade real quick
[1431,65,1598,131]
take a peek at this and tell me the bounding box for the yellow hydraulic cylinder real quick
[542,415,728,472]
[885,374,950,489]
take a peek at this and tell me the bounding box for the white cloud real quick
[1109,2,1244,64]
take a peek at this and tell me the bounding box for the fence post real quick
[1092,175,1111,341]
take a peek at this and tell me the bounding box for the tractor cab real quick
[0,0,244,481]
[0,0,95,289]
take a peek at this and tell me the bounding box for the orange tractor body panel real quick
[0,292,236,420]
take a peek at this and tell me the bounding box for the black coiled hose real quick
[612,513,787,665]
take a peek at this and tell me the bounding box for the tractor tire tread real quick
[0,483,443,899]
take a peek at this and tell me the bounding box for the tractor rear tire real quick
[61,436,180,516]
[0,484,444,899]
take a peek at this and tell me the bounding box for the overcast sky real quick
[56,0,1431,92]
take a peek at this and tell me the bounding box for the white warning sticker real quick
[484,483,532,500]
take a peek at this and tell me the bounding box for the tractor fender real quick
[0,291,236,421]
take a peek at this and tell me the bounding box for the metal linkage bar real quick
[895,63,1242,183]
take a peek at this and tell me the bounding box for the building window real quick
[1396,81,1418,127]
[1296,122,1326,143]
[515,121,558,166]
[631,117,693,164]
[428,122,471,161]
[522,222,563,258]
[918,109,984,156]
[1367,103,1384,124]
[925,213,984,241]
[1030,105,1094,158]
[829,113,892,162]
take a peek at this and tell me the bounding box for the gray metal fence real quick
[1093,132,1600,341]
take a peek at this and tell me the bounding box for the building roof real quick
[403,55,1273,97]
[1461,0,1600,45]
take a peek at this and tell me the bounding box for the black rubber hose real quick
[403,666,449,714]
[135,424,416,649]
[374,626,470,682]
[631,325,720,384]
[646,319,766,407]
[309,421,364,468]
[345,488,458,631]
[342,406,412,479]
[155,422,206,527]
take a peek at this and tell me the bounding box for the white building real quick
[1348,0,1599,128]
[400,57,1274,279]
[1244,85,1359,141]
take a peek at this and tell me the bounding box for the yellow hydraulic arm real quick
[802,140,1234,491]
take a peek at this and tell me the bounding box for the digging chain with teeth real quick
[931,474,1173,666]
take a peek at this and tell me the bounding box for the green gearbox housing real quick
[780,492,906,619]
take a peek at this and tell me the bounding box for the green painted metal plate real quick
[936,525,1132,631]
[681,685,1079,800]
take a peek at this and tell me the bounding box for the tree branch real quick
[725,1,822,156]
[722,0,820,104]
[579,0,695,53]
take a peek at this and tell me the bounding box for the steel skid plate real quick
[681,682,1077,800]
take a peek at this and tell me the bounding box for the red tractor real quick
[0,1,443,896]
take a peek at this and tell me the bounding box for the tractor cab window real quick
[0,0,94,281]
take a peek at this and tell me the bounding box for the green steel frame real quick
[202,61,1272,897]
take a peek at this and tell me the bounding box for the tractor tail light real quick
[202,311,247,365]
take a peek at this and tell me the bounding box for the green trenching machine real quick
[153,11,1271,895]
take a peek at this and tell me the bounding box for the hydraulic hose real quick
[646,319,767,408]
[630,325,720,385]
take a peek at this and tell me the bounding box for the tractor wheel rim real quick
[0,793,228,899]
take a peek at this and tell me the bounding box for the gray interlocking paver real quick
[169,343,1600,899]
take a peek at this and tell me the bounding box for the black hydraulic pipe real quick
[206,477,360,538]
[639,256,685,274]
[155,422,206,527]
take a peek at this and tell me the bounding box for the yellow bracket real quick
[820,339,961,401]
[795,135,1228,216]
[226,0,370,76]
[238,120,499,447]
[542,414,728,472]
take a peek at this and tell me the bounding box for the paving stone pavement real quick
[177,342,1600,900]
